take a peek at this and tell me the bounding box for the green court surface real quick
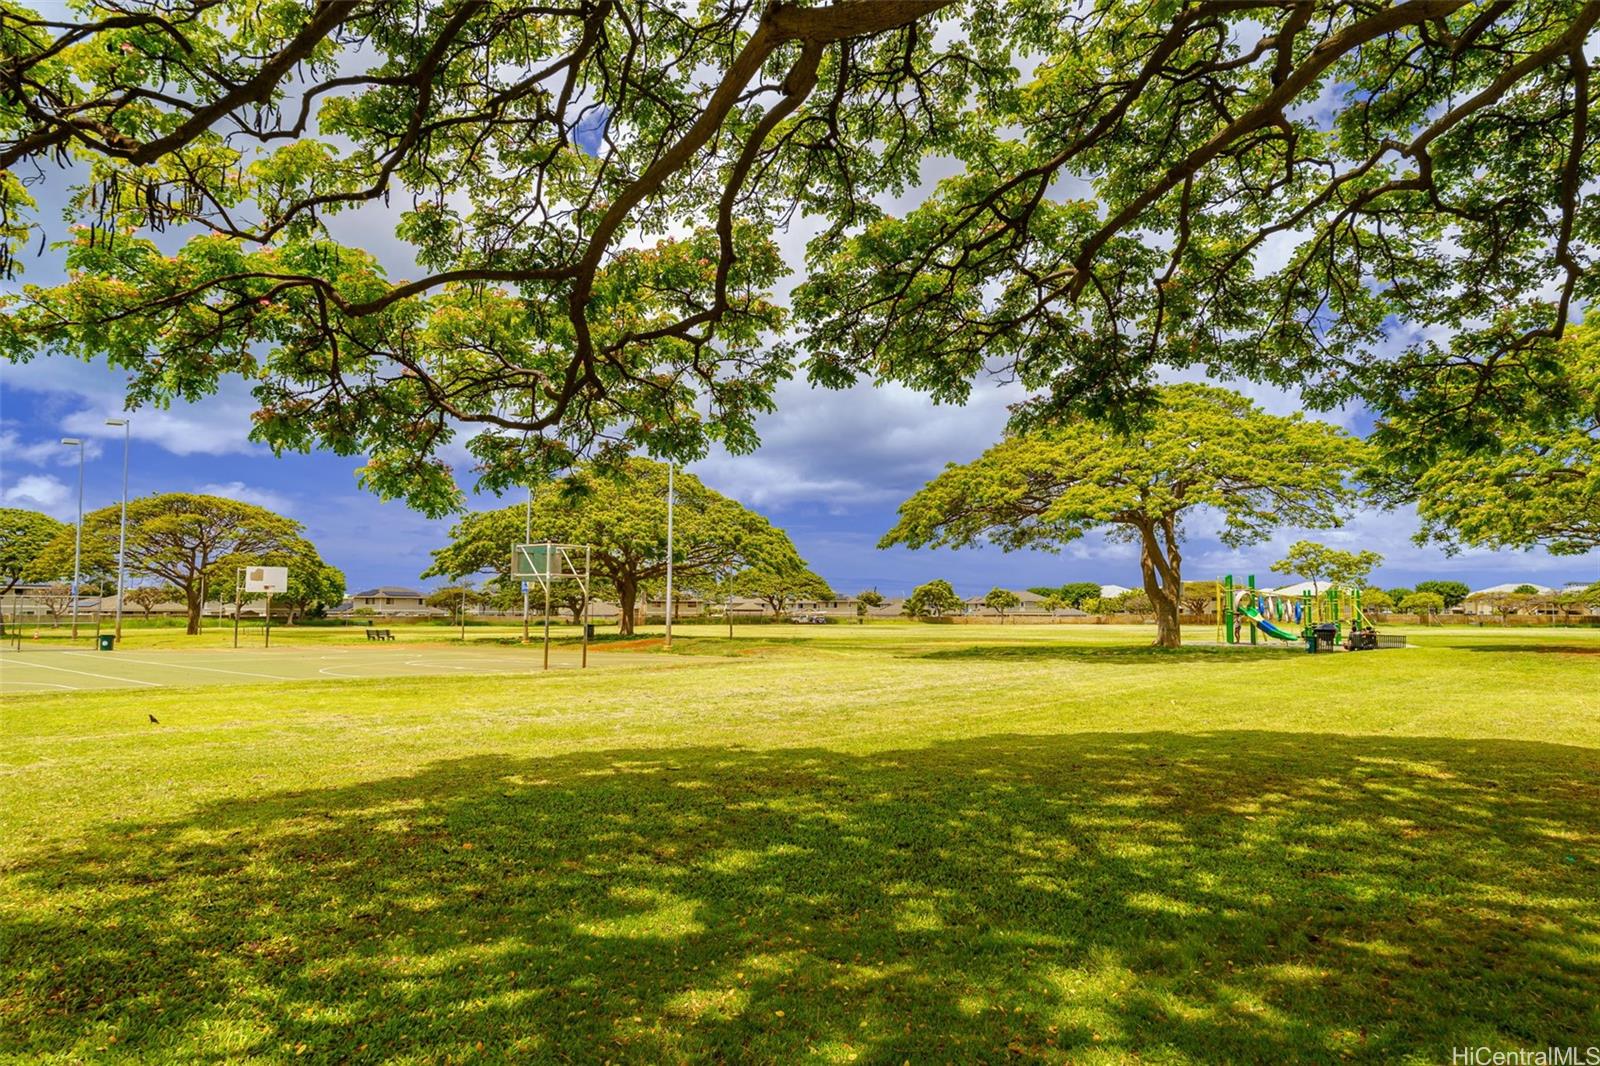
[0,643,650,694]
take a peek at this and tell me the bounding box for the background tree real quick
[1270,541,1383,595]
[982,587,1021,623]
[427,586,488,624]
[881,385,1364,647]
[1179,581,1221,617]
[1385,587,1414,609]
[1,508,65,594]
[1359,589,1396,615]
[1414,581,1471,611]
[426,460,804,636]
[6,3,1592,515]
[732,566,834,618]
[125,585,175,620]
[31,583,73,624]
[903,580,963,620]
[1400,591,1446,622]
[854,590,885,624]
[1060,582,1103,610]
[1027,582,1102,609]
[272,560,347,624]
[209,539,346,624]
[1109,589,1154,615]
[1477,591,1532,625]
[30,494,308,634]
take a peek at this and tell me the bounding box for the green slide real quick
[1238,603,1301,642]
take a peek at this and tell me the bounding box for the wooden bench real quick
[365,628,395,642]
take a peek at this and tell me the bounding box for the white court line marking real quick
[64,652,298,682]
[1,658,161,687]
[0,679,76,691]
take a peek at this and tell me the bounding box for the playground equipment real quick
[1216,574,1386,651]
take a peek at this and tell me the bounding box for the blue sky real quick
[5,350,1597,597]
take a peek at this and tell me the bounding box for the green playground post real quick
[1223,574,1235,644]
[1247,574,1258,645]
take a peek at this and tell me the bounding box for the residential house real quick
[331,586,447,618]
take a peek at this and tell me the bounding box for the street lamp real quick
[105,418,130,641]
[60,438,84,639]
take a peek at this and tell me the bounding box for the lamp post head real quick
[105,418,127,427]
[60,437,82,446]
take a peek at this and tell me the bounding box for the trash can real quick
[584,624,596,639]
[97,634,116,651]
[1314,623,1339,651]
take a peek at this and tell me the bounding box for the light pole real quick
[664,461,674,649]
[105,418,130,641]
[60,438,85,640]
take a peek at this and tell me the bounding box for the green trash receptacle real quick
[98,634,115,651]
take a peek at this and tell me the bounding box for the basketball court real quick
[0,643,658,695]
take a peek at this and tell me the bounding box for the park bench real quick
[365,628,395,642]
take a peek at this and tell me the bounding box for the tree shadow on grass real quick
[912,643,1298,663]
[1454,643,1600,655]
[4,732,1597,1062]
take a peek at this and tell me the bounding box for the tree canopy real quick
[1414,580,1471,609]
[732,565,833,617]
[881,384,1365,646]
[209,539,346,623]
[2,1,1592,516]
[1377,324,1600,556]
[424,459,805,634]
[1,507,65,594]
[981,587,1021,621]
[1400,591,1446,617]
[903,579,962,620]
[1270,540,1383,593]
[29,492,313,633]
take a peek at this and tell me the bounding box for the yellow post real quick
[1215,580,1223,644]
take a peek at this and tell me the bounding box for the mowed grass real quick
[2,624,1598,1063]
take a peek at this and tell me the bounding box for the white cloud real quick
[1,474,73,516]
[195,480,295,514]
[690,378,1024,511]
[4,356,262,457]
[0,429,104,466]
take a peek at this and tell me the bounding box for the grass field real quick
[3,623,1598,1063]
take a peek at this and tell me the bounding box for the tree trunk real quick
[184,585,202,635]
[617,579,637,636]
[1135,518,1183,648]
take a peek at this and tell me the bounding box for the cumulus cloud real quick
[194,481,295,515]
[0,429,104,466]
[5,356,262,457]
[690,378,1024,512]
[1,474,74,516]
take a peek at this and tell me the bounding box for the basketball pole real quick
[664,462,674,649]
[521,485,532,643]
[542,557,551,671]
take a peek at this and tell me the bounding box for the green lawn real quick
[3,624,1598,1063]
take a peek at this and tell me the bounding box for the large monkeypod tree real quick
[0,1,1593,526]
[881,384,1366,647]
[30,493,311,634]
[425,459,806,635]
